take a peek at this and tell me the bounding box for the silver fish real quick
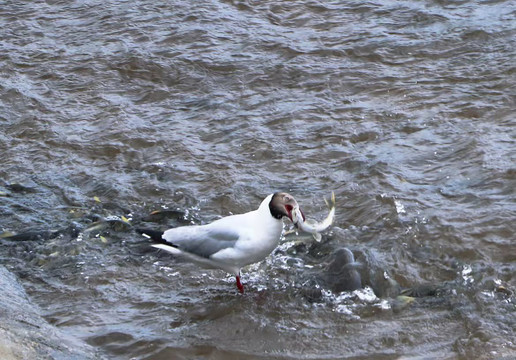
[292,191,335,242]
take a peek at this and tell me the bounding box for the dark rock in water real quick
[300,245,446,302]
[0,223,84,242]
[323,248,362,293]
[311,246,399,297]
[300,287,324,303]
[298,247,399,300]
[65,221,84,238]
[5,182,39,194]
[400,284,441,298]
[297,277,324,302]
[0,266,99,359]
[142,209,189,223]
[0,230,62,242]
[353,248,401,298]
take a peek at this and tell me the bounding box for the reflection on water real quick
[0,0,515,359]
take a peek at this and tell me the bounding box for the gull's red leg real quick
[236,275,244,294]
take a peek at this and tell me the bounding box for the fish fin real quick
[283,229,296,236]
[312,233,322,242]
[324,191,336,209]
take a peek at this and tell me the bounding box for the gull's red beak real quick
[285,205,294,222]
[285,205,305,224]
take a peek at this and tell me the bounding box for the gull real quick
[137,192,303,293]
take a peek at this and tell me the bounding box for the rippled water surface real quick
[1,0,515,359]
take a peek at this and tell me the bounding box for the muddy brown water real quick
[1,1,515,359]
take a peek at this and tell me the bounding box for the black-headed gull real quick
[137,192,303,293]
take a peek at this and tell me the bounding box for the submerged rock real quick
[323,247,362,293]
[5,182,39,194]
[0,223,83,242]
[0,266,100,359]
[298,247,362,302]
[299,245,444,303]
[353,248,401,299]
[0,230,62,242]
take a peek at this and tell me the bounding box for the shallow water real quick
[1,0,515,359]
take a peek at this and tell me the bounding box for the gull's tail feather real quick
[135,228,166,243]
[151,243,182,255]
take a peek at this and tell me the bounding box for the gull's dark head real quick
[269,192,303,222]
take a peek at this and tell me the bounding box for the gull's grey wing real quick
[162,224,240,259]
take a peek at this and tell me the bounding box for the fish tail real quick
[324,191,336,209]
